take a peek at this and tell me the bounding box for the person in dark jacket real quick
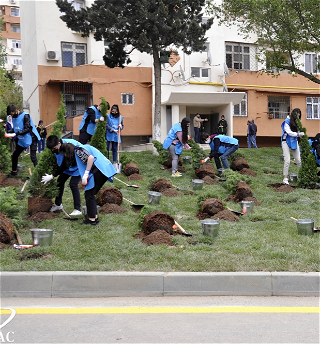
[247,120,258,148]
[200,132,239,170]
[78,104,104,144]
[5,104,40,177]
[4,115,16,153]
[36,120,47,153]
[217,115,228,135]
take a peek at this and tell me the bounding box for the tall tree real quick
[207,0,320,84]
[56,0,213,141]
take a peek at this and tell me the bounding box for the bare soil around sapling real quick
[0,178,23,188]
[28,212,58,223]
[123,162,140,176]
[98,187,123,205]
[99,203,127,214]
[151,178,172,192]
[161,188,181,197]
[127,173,143,181]
[268,183,296,193]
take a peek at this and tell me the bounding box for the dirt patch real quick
[0,242,7,250]
[28,197,53,215]
[231,157,249,171]
[127,173,143,181]
[161,188,181,197]
[213,209,239,222]
[28,212,58,223]
[235,182,253,201]
[224,194,236,202]
[268,183,296,193]
[19,252,53,261]
[0,213,15,244]
[238,168,257,177]
[123,162,140,176]
[152,178,172,192]
[0,178,23,188]
[200,198,224,216]
[143,211,175,235]
[196,212,211,220]
[98,187,123,205]
[142,229,173,246]
[195,164,215,179]
[242,196,261,206]
[99,203,127,214]
[203,176,218,185]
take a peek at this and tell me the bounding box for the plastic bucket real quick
[288,174,298,183]
[82,205,100,219]
[192,179,204,190]
[240,201,254,214]
[296,219,314,235]
[148,191,162,205]
[30,229,54,246]
[182,156,192,164]
[201,219,220,237]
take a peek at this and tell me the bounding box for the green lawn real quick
[0,147,319,272]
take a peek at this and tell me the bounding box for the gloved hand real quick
[82,170,90,185]
[113,128,118,133]
[298,132,305,137]
[0,119,3,122]
[4,133,16,138]
[118,124,122,129]
[99,116,104,121]
[201,157,210,163]
[41,174,53,185]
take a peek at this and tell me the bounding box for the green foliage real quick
[91,97,109,157]
[138,205,157,229]
[0,134,11,174]
[51,93,66,137]
[152,140,170,165]
[119,152,133,166]
[222,169,252,194]
[227,150,244,165]
[188,139,207,170]
[0,187,23,221]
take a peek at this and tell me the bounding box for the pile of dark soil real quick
[142,230,173,246]
[231,157,249,171]
[200,198,224,216]
[202,175,218,185]
[143,211,175,235]
[213,209,239,222]
[268,183,296,193]
[163,156,183,169]
[161,188,181,197]
[127,173,143,181]
[238,168,257,177]
[99,203,127,214]
[234,182,253,201]
[151,178,172,192]
[0,178,23,187]
[28,212,58,223]
[98,187,123,206]
[0,213,14,244]
[28,197,53,215]
[0,242,7,250]
[242,196,261,206]
[195,164,215,179]
[123,162,140,176]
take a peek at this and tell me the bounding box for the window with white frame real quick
[11,24,20,33]
[10,7,20,16]
[13,58,22,65]
[306,97,320,119]
[305,53,319,74]
[268,95,290,119]
[61,42,87,67]
[233,93,247,116]
[121,93,134,105]
[11,40,21,49]
[191,67,210,78]
[226,42,257,71]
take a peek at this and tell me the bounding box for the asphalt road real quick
[1,296,319,344]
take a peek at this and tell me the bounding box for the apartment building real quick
[1,0,22,86]
[20,0,319,147]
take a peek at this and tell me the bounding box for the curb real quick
[1,272,319,298]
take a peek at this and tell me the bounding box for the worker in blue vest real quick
[105,104,124,166]
[59,142,117,225]
[201,132,239,170]
[41,135,84,216]
[4,104,40,177]
[309,133,320,179]
[78,104,104,144]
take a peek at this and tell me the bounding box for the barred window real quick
[226,42,257,71]
[233,93,247,116]
[268,96,290,119]
[121,93,134,105]
[61,42,87,67]
[306,97,320,119]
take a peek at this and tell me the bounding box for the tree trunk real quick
[153,44,162,142]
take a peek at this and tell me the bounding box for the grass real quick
[0,147,319,272]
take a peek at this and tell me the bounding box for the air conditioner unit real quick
[10,0,16,4]
[46,50,60,61]
[10,48,15,52]
[12,64,17,69]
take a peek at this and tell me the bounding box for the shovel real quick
[19,178,29,194]
[171,184,189,191]
[61,208,79,221]
[114,116,122,173]
[227,206,246,216]
[123,197,145,211]
[173,220,192,237]
[114,176,139,188]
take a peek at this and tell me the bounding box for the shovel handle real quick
[28,167,32,176]
[114,176,129,187]
[290,217,297,221]
[122,197,134,205]
[20,179,28,193]
[61,208,71,219]
[174,220,187,234]
[14,229,22,245]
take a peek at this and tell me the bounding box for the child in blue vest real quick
[78,104,104,144]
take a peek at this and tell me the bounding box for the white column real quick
[172,105,179,125]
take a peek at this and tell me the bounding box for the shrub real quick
[153,140,170,165]
[222,169,251,194]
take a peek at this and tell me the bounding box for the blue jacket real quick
[78,106,101,135]
[106,114,123,142]
[55,139,83,176]
[209,135,239,155]
[75,145,117,191]
[163,122,184,155]
[281,117,298,150]
[309,138,320,167]
[12,112,40,148]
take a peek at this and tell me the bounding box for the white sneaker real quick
[282,178,289,185]
[50,204,63,212]
[69,209,82,216]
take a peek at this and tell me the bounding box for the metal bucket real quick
[148,191,162,205]
[296,219,314,235]
[192,179,204,190]
[240,201,254,214]
[201,219,220,237]
[82,205,100,219]
[30,229,54,246]
[182,156,192,164]
[288,174,298,183]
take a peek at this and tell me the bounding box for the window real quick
[10,7,20,16]
[233,93,247,117]
[11,24,20,33]
[121,93,134,105]
[13,58,22,65]
[67,0,84,10]
[11,40,21,49]
[61,42,87,67]
[191,67,210,78]
[306,97,320,119]
[226,42,257,71]
[305,53,319,74]
[268,96,290,119]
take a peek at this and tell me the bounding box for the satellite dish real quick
[179,65,186,81]
[222,80,228,92]
[207,50,212,65]
[224,63,230,77]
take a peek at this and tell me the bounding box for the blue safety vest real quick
[78,106,101,135]
[163,122,183,155]
[12,112,40,148]
[55,139,83,176]
[106,114,123,143]
[209,135,238,154]
[281,118,298,150]
[75,145,117,191]
[309,138,320,166]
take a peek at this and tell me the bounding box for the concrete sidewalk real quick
[1,271,319,298]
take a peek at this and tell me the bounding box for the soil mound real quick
[28,197,53,215]
[127,173,143,181]
[161,188,181,197]
[99,203,127,214]
[123,162,140,176]
[231,157,249,171]
[274,185,296,193]
[195,164,215,179]
[0,178,23,187]
[142,229,172,246]
[0,242,7,250]
[98,187,123,206]
[152,178,172,192]
[213,209,239,222]
[200,198,224,216]
[235,182,253,201]
[28,212,58,223]
[143,211,175,235]
[203,175,218,185]
[0,213,14,244]
[238,168,257,177]
[242,196,261,206]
